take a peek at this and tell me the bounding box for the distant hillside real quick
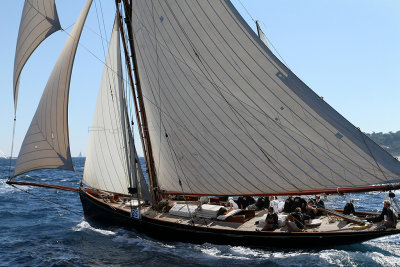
[366,131,400,157]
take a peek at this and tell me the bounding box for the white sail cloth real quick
[83,19,151,201]
[13,0,61,112]
[131,0,400,195]
[13,0,92,177]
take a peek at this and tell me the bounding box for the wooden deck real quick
[105,199,398,233]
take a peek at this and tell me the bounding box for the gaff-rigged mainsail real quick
[13,0,93,177]
[130,0,400,196]
[82,19,151,201]
[13,0,61,113]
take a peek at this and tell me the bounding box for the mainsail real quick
[130,0,400,196]
[13,0,93,177]
[13,0,61,112]
[82,19,151,201]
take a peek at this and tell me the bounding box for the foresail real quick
[13,0,61,112]
[13,0,92,177]
[83,19,133,195]
[131,0,400,196]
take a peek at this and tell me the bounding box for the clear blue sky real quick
[0,0,399,158]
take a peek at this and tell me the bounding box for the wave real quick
[72,220,116,236]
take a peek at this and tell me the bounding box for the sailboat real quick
[7,0,400,247]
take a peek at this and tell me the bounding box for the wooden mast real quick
[116,0,160,203]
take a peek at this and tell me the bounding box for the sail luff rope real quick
[116,0,153,200]
[123,0,160,203]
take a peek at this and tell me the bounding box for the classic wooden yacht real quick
[7,0,400,248]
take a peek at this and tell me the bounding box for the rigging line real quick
[259,21,291,69]
[164,129,195,225]
[236,0,255,23]
[94,0,108,64]
[360,129,390,182]
[235,0,291,69]
[8,116,17,179]
[98,0,109,45]
[164,1,301,192]
[9,184,83,217]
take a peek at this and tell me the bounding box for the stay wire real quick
[10,184,83,217]
[8,115,16,179]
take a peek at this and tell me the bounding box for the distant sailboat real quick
[0,149,7,159]
[78,152,83,158]
[7,0,400,247]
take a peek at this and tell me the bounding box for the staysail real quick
[130,0,400,196]
[82,19,151,201]
[13,0,61,113]
[13,0,93,177]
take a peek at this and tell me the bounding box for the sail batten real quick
[13,0,93,178]
[13,0,62,113]
[130,0,400,196]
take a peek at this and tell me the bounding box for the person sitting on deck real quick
[237,196,255,209]
[305,200,317,219]
[287,207,310,232]
[367,200,397,230]
[254,196,270,210]
[270,196,282,213]
[228,197,239,210]
[343,199,355,215]
[262,207,278,231]
[313,195,325,215]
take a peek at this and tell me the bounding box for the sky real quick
[0,0,399,158]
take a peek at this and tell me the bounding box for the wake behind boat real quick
[7,0,400,248]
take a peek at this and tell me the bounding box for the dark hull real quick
[79,191,400,248]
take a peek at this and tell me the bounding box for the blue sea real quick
[1,158,400,266]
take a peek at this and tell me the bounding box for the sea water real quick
[1,158,399,266]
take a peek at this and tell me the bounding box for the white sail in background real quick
[0,149,7,159]
[131,0,400,196]
[13,0,93,177]
[83,19,149,197]
[13,0,61,112]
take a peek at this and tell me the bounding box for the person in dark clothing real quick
[367,200,397,230]
[292,197,307,212]
[255,197,269,210]
[313,195,325,215]
[237,196,256,209]
[262,207,278,231]
[343,199,355,215]
[284,197,294,213]
[305,200,317,219]
[288,207,310,230]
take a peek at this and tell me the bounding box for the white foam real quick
[72,220,116,236]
